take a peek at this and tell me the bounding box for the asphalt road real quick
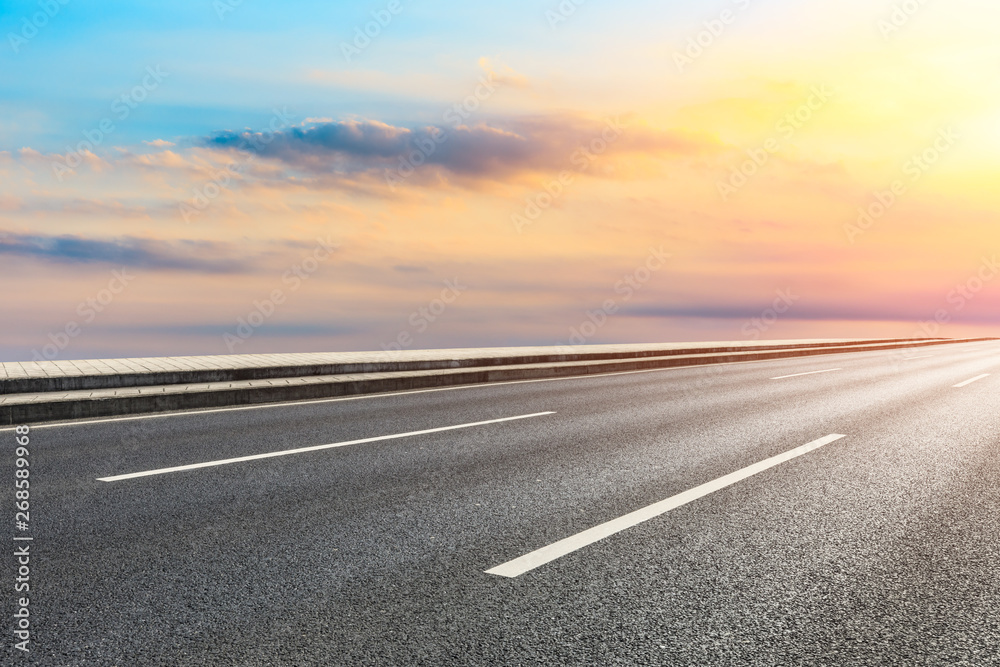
[5,340,1000,665]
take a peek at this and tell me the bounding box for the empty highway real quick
[5,339,1000,665]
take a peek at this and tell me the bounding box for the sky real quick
[2,0,999,361]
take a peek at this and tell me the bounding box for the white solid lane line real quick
[902,354,935,360]
[0,359,785,432]
[770,368,841,380]
[7,341,991,432]
[954,374,990,388]
[97,411,556,482]
[485,434,847,578]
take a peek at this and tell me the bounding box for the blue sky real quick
[2,0,710,149]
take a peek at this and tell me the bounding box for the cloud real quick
[621,301,1000,324]
[0,195,23,212]
[144,139,176,148]
[108,322,363,337]
[477,57,531,89]
[2,197,152,219]
[0,231,256,273]
[199,114,723,182]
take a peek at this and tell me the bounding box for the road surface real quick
[6,340,1000,665]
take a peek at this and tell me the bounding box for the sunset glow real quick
[3,0,999,361]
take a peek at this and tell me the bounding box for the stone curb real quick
[2,337,993,425]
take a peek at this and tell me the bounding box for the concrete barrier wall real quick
[2,337,993,425]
